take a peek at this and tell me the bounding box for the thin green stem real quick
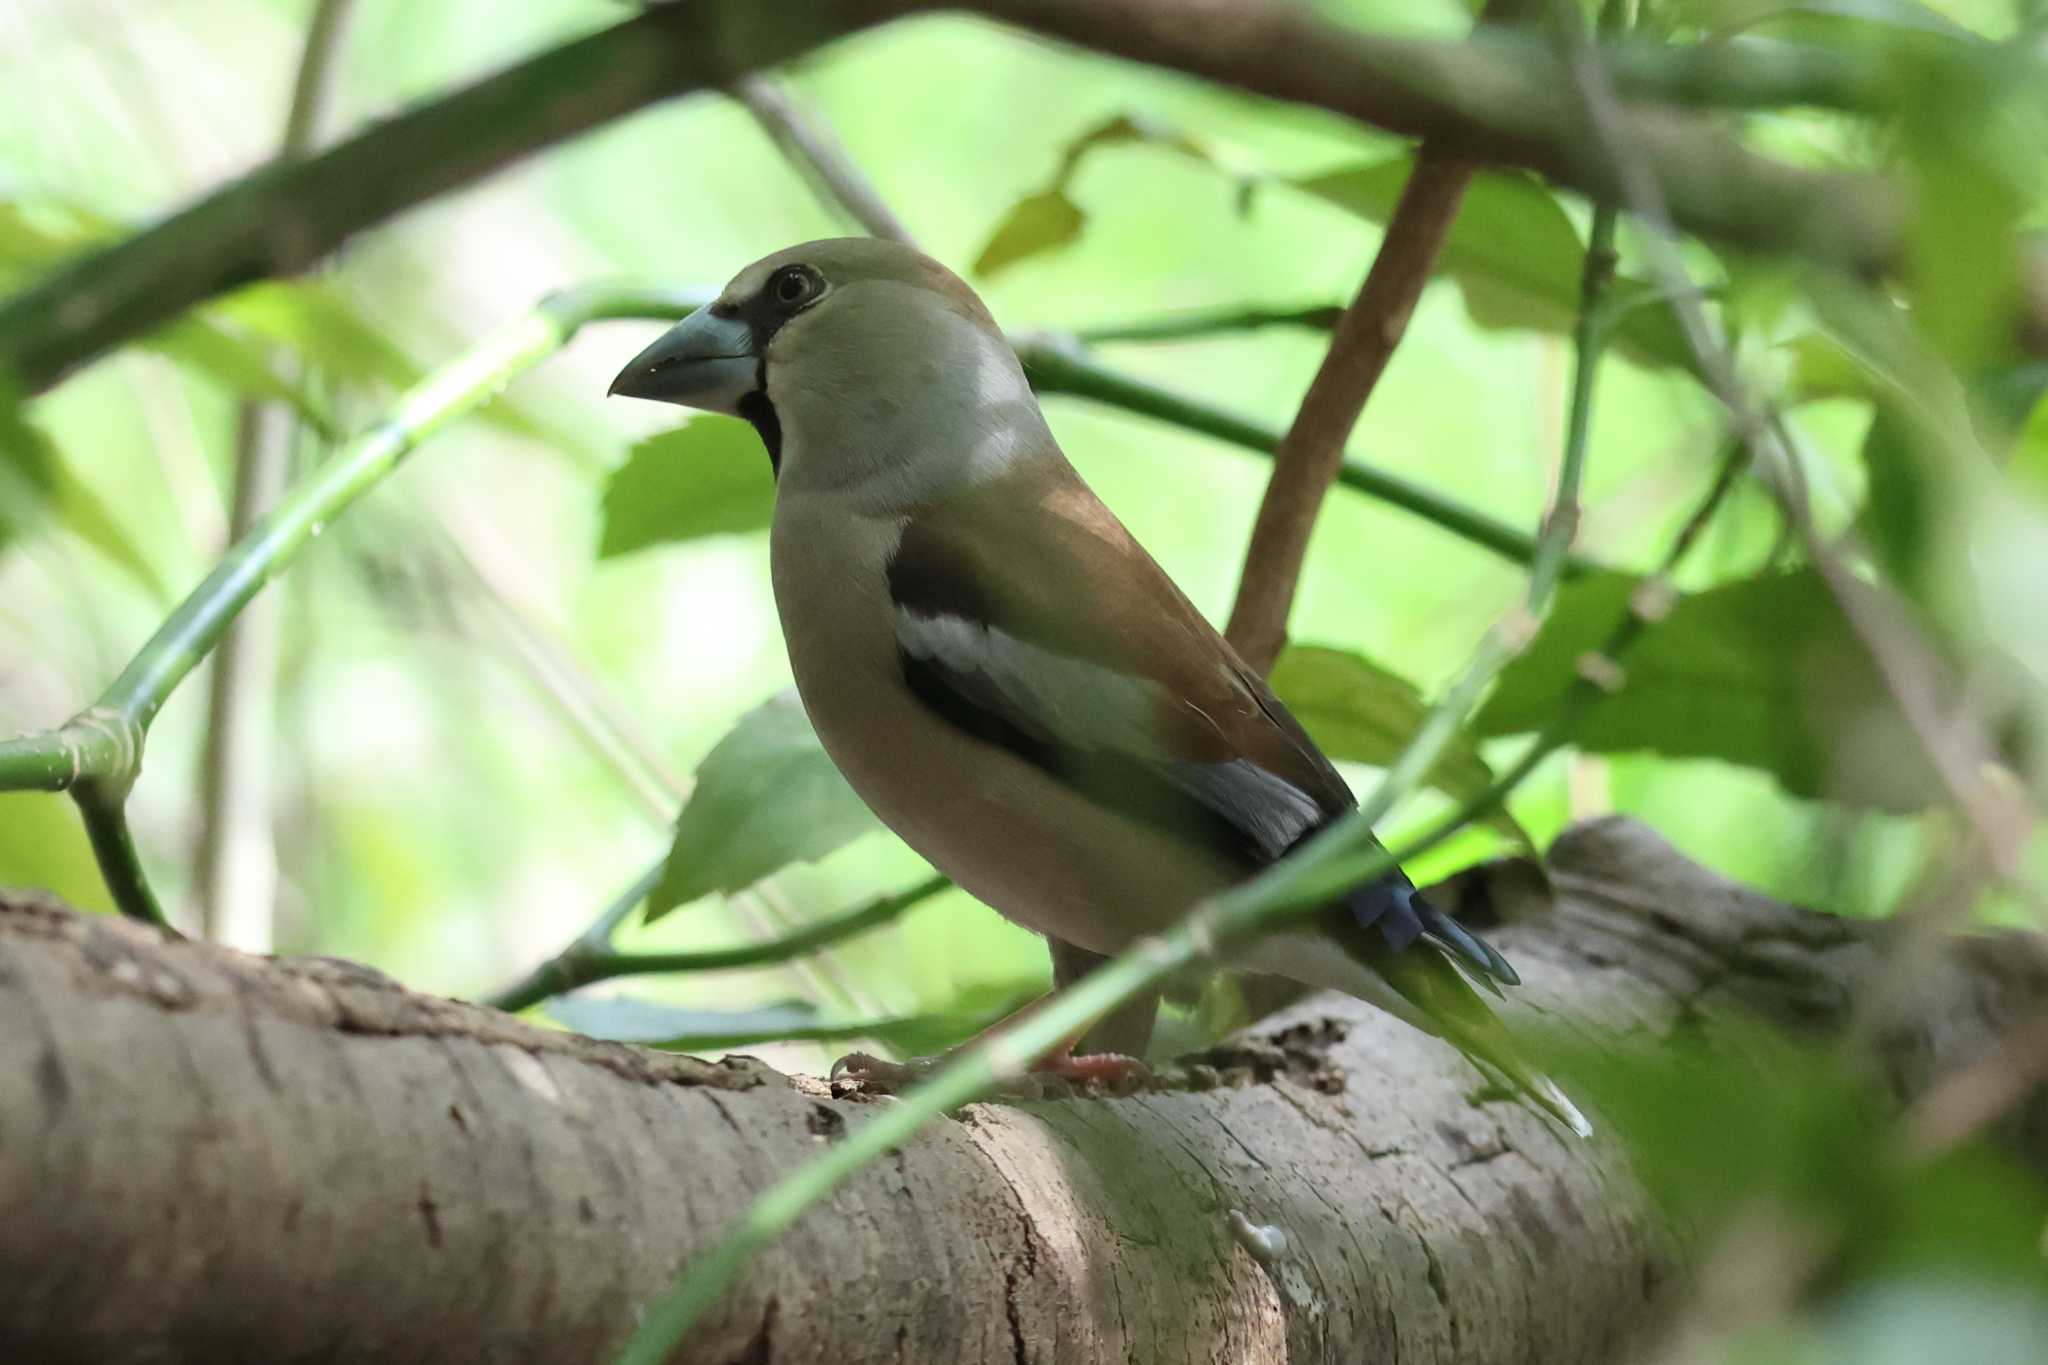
[1075,304,1344,345]
[101,287,692,732]
[1534,206,1616,605]
[73,786,170,929]
[485,874,949,1015]
[0,283,711,919]
[1018,337,1590,575]
[0,713,126,792]
[483,858,667,1014]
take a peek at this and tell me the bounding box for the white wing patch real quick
[1168,759,1324,857]
[894,607,1163,754]
[895,607,1325,856]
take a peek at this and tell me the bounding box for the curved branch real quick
[3,3,2006,394]
[1224,151,1475,672]
[0,5,877,393]
[4,820,2042,1361]
[485,874,948,1015]
[72,786,169,929]
[731,75,916,244]
[941,0,1904,272]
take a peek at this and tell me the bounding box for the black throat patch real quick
[738,385,782,476]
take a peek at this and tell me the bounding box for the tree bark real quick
[2,817,2042,1364]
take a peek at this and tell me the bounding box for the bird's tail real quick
[1340,876,1593,1138]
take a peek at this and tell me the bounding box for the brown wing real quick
[886,457,1521,988]
[886,460,1353,861]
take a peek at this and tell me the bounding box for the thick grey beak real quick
[608,308,758,414]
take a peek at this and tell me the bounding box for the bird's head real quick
[609,238,1050,501]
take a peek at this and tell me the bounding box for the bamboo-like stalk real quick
[0,285,713,920]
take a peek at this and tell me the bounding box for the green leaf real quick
[598,419,776,559]
[46,456,169,599]
[974,190,1087,278]
[1554,1023,2048,1289]
[972,113,1240,278]
[0,199,107,278]
[1294,156,1692,369]
[1783,329,1879,404]
[1858,409,1938,599]
[0,375,162,594]
[221,279,584,455]
[1268,644,1528,846]
[2016,385,2048,501]
[1897,69,2029,378]
[1473,569,1940,810]
[1791,280,2002,601]
[146,316,336,434]
[220,280,416,391]
[0,373,55,555]
[649,692,881,920]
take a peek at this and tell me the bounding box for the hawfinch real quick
[611,238,1589,1136]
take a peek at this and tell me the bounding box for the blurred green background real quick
[4,3,2048,1359]
[0,0,2038,1072]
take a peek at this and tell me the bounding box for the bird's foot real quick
[829,1047,1152,1098]
[827,1051,944,1095]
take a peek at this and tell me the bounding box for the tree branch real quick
[1222,0,1551,674]
[0,4,879,393]
[1224,151,1474,672]
[930,0,1904,270]
[4,819,2042,1362]
[6,3,2015,394]
[731,75,916,244]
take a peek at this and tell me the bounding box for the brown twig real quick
[1223,152,1475,672]
[195,0,358,950]
[731,75,916,245]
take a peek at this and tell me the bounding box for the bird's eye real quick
[773,267,815,307]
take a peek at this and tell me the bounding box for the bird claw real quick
[828,1051,941,1095]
